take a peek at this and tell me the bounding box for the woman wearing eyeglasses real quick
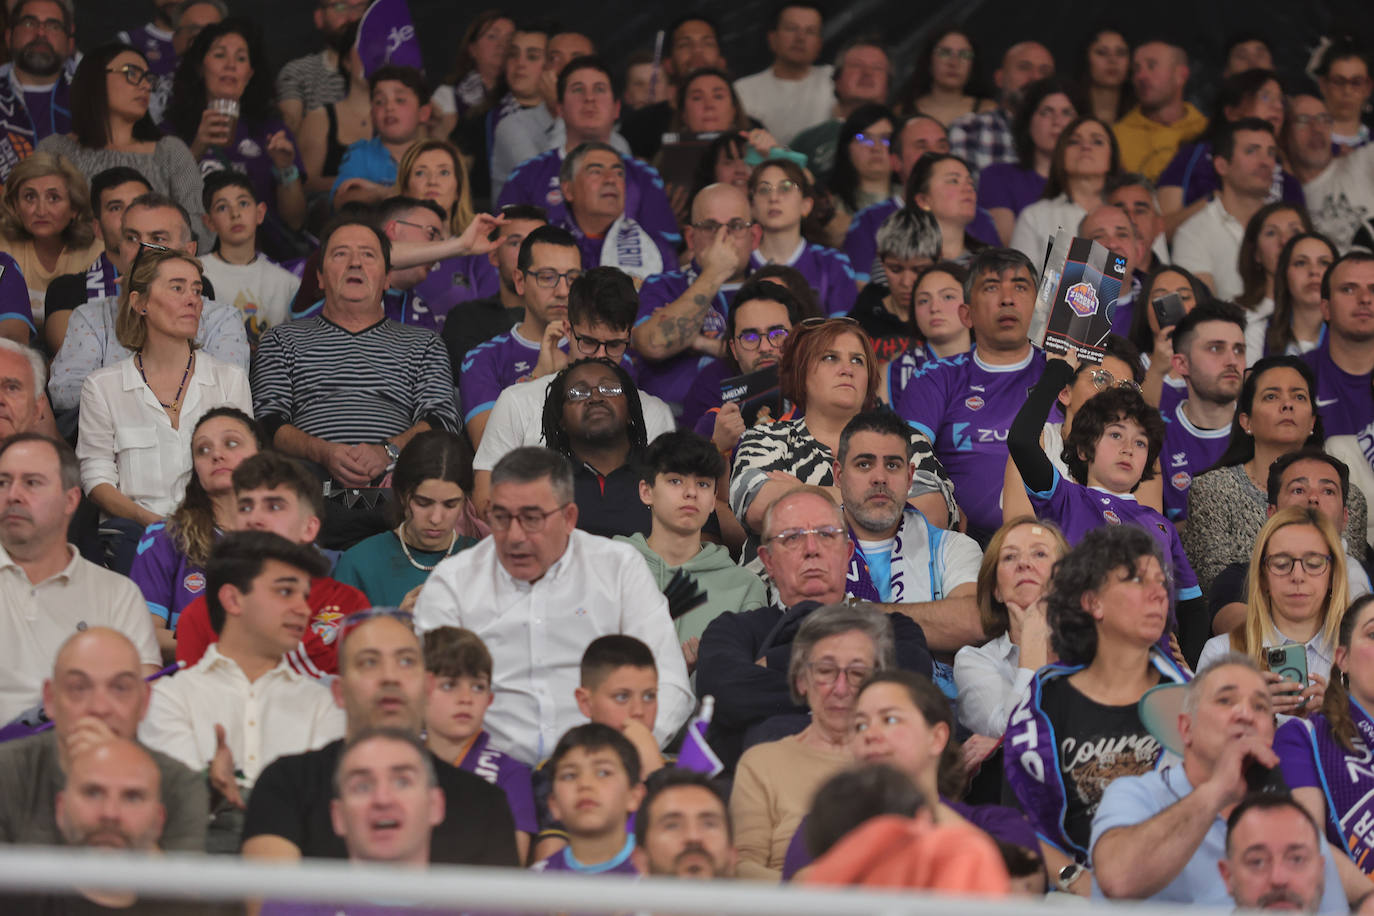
[896,29,992,127]
[731,602,892,880]
[826,104,898,231]
[1198,507,1348,717]
[729,317,956,545]
[334,430,483,608]
[748,161,859,317]
[0,152,102,333]
[166,19,308,254]
[1313,38,1372,155]
[38,44,208,249]
[76,247,252,574]
[1003,525,1190,886]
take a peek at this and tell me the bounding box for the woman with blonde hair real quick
[77,246,252,573]
[0,152,102,327]
[1197,506,1348,717]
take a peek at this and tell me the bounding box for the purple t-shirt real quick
[634,264,738,411]
[976,163,1046,216]
[456,731,538,835]
[198,117,306,221]
[119,23,178,76]
[1303,338,1374,438]
[897,346,1046,539]
[411,254,499,319]
[749,240,858,316]
[496,149,682,252]
[884,345,945,406]
[128,522,211,630]
[1160,401,1232,522]
[458,328,541,423]
[842,197,1000,284]
[532,835,639,875]
[0,251,34,333]
[1027,467,1202,602]
[1157,141,1304,208]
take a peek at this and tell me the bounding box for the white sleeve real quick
[413,560,464,632]
[137,680,204,774]
[75,374,118,495]
[953,642,1032,738]
[1170,211,1212,279]
[471,386,524,471]
[1326,435,1374,547]
[642,394,677,441]
[110,576,162,666]
[1009,204,1046,264]
[616,549,693,743]
[939,529,984,592]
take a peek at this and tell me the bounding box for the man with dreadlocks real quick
[540,356,661,539]
[414,446,694,766]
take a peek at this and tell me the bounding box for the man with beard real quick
[1302,252,1374,442]
[1220,794,1328,914]
[0,0,77,180]
[117,0,183,77]
[275,0,367,135]
[632,768,738,879]
[834,409,984,657]
[1159,303,1246,526]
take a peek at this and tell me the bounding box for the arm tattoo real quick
[655,293,713,348]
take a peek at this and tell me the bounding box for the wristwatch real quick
[383,441,400,468]
[1057,863,1086,892]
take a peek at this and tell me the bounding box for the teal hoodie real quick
[616,533,768,642]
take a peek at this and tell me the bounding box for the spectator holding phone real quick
[1276,593,1374,878]
[1196,507,1347,717]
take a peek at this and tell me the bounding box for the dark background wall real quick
[75,1,1374,110]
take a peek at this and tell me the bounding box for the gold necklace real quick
[395,524,458,571]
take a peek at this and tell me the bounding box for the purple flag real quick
[675,695,724,777]
[356,0,425,79]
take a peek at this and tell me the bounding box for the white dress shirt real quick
[139,644,344,786]
[414,529,693,765]
[1009,194,1086,267]
[1172,196,1245,302]
[77,351,253,517]
[0,543,159,724]
[1196,627,1335,688]
[471,374,676,472]
[953,632,1036,738]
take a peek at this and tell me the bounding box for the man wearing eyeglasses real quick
[0,0,76,180]
[696,485,932,768]
[461,225,582,448]
[1158,303,1246,527]
[415,446,693,767]
[471,268,678,513]
[1289,92,1374,254]
[373,196,450,331]
[635,183,761,412]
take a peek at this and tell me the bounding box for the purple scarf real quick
[845,508,940,604]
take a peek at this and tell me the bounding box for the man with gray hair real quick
[555,141,677,280]
[0,338,55,438]
[848,208,942,361]
[791,37,892,176]
[415,446,692,766]
[47,193,249,412]
[696,485,932,768]
[1090,654,1350,910]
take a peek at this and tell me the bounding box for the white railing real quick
[0,846,1237,916]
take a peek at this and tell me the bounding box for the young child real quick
[332,65,432,207]
[532,635,667,862]
[531,723,645,876]
[422,626,536,864]
[616,431,767,667]
[199,171,300,347]
[1008,348,1206,656]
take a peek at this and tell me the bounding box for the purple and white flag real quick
[356,0,425,79]
[676,695,724,777]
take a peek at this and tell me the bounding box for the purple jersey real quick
[634,264,741,410]
[0,251,34,333]
[897,347,1046,538]
[118,23,178,76]
[1158,374,1187,417]
[532,835,639,876]
[128,522,211,630]
[843,197,1000,284]
[1160,401,1231,522]
[198,118,306,224]
[410,254,499,319]
[0,62,73,180]
[459,328,541,423]
[750,240,857,315]
[457,731,538,835]
[884,346,942,406]
[1028,467,1202,602]
[976,163,1046,216]
[496,149,682,252]
[1303,338,1373,438]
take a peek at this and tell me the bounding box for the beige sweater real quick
[729,733,851,881]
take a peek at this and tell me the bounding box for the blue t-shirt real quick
[1160,402,1231,522]
[331,136,397,201]
[854,537,895,600]
[1303,338,1374,439]
[897,346,1046,539]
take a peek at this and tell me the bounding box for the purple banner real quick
[356,0,425,79]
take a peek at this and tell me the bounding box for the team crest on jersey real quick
[965,395,985,411]
[183,572,206,594]
[311,609,344,645]
[545,188,564,206]
[1102,509,1121,525]
[237,139,262,158]
[1171,471,1191,491]
[1065,282,1099,318]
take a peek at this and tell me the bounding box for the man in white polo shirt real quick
[0,434,159,725]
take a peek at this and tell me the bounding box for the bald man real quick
[57,739,166,852]
[1114,41,1208,182]
[0,628,207,851]
[633,184,761,411]
[948,41,1054,174]
[1078,204,1144,336]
